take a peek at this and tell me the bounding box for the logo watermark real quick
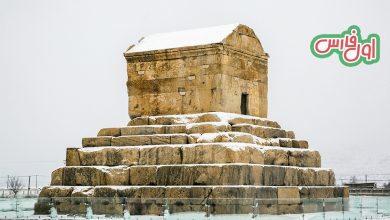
[310,25,380,67]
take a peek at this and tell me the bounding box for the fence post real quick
[323,198,325,220]
[251,198,258,218]
[27,176,31,197]
[360,197,363,219]
[342,197,345,220]
[376,197,379,219]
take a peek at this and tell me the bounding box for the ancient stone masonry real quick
[35,24,348,215]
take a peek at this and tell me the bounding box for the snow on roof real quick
[126,23,239,53]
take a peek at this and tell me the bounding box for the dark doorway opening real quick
[240,93,248,115]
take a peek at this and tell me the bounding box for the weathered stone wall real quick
[125,25,268,118]
[35,185,349,215]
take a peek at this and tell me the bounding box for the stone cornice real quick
[124,44,268,63]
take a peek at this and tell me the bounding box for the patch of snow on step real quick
[72,186,94,196]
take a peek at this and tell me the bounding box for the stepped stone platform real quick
[35,24,348,216]
[35,112,348,215]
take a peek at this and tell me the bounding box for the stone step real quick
[67,143,321,167]
[127,112,281,128]
[35,185,349,215]
[84,132,308,148]
[112,134,188,146]
[232,124,292,139]
[189,133,307,148]
[82,132,309,148]
[51,164,334,187]
[122,122,232,136]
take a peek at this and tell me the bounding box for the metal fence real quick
[0,188,40,198]
[0,196,390,219]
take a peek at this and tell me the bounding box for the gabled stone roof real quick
[125,23,265,56]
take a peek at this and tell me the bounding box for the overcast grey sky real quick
[0,0,389,186]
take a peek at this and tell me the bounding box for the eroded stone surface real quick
[66,144,321,167]
[232,124,287,138]
[82,137,111,147]
[125,25,268,118]
[97,128,121,137]
[35,185,349,215]
[52,164,334,187]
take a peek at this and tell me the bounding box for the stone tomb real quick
[125,24,268,118]
[35,24,348,216]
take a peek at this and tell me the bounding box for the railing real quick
[0,188,40,198]
[0,196,389,219]
[350,188,390,196]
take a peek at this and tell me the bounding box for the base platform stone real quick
[37,112,348,215]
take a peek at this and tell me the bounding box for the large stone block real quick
[284,168,299,186]
[165,124,186,134]
[111,135,151,146]
[121,125,165,135]
[170,134,188,144]
[195,113,221,123]
[105,167,131,185]
[288,150,321,167]
[264,148,289,166]
[263,166,285,186]
[315,169,332,186]
[118,187,166,215]
[278,138,293,148]
[66,148,80,166]
[97,128,121,137]
[156,146,182,164]
[82,137,111,147]
[262,127,287,138]
[78,147,139,166]
[263,166,333,186]
[188,132,259,144]
[51,169,63,185]
[127,117,149,126]
[106,148,139,166]
[277,187,300,205]
[286,131,295,139]
[292,139,309,148]
[308,187,336,199]
[181,144,264,164]
[232,124,286,138]
[71,187,94,197]
[150,135,170,145]
[298,168,316,186]
[58,166,130,186]
[139,147,158,165]
[209,187,256,214]
[334,186,349,198]
[155,164,262,186]
[186,122,231,134]
[278,138,309,149]
[130,166,157,185]
[227,116,280,128]
[165,186,211,199]
[39,186,74,198]
[150,116,184,125]
[138,145,182,165]
[92,186,118,197]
